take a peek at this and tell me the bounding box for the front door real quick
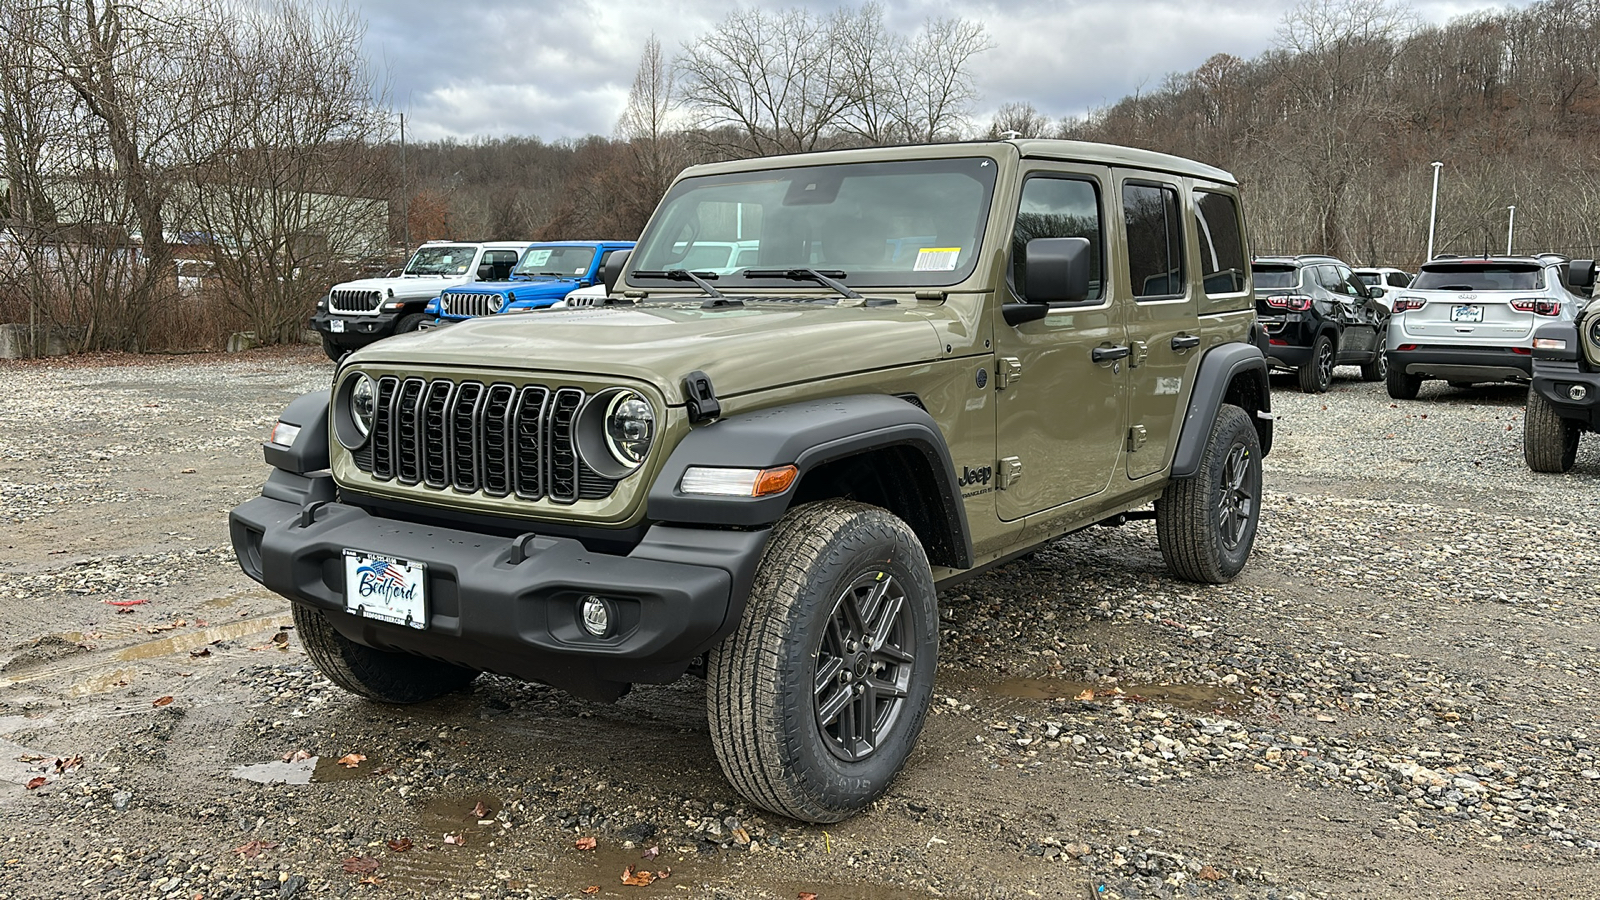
[993,166,1128,522]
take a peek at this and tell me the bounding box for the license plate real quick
[343,550,426,629]
[329,318,346,333]
[1450,305,1483,323]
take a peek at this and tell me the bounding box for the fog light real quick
[580,595,613,637]
[1571,385,1589,401]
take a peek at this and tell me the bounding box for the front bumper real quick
[310,309,405,350]
[1388,345,1532,383]
[229,485,768,701]
[1531,358,1600,430]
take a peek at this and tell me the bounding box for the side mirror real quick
[1023,237,1091,304]
[477,263,495,280]
[1368,286,1385,298]
[1568,259,1596,289]
[602,250,631,295]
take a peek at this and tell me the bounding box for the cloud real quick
[365,0,1540,141]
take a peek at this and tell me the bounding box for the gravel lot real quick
[0,349,1597,900]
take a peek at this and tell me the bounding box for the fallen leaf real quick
[180,468,196,474]
[1197,865,1225,881]
[189,647,211,658]
[52,756,83,773]
[799,893,819,900]
[281,749,313,763]
[232,840,278,859]
[271,631,288,645]
[582,888,600,896]
[386,838,413,852]
[25,777,46,790]
[358,875,382,886]
[641,846,659,860]
[152,696,174,707]
[575,836,597,851]
[103,599,148,607]
[116,607,135,614]
[16,754,47,763]
[336,753,366,768]
[443,833,465,846]
[471,800,489,818]
[1073,689,1095,701]
[342,856,380,874]
[621,865,655,886]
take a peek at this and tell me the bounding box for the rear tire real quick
[1157,405,1262,584]
[1359,347,1387,382]
[292,604,478,703]
[1297,334,1334,393]
[1386,362,1422,400]
[708,500,937,823]
[320,334,345,363]
[1524,390,1581,473]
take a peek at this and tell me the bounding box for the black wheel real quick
[1359,340,1388,382]
[1297,334,1334,393]
[1156,405,1262,584]
[1524,390,1581,473]
[395,313,427,334]
[708,500,937,823]
[1448,381,1474,389]
[320,334,345,363]
[1386,361,1422,400]
[291,603,477,703]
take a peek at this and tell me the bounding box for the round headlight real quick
[604,391,654,468]
[350,374,376,437]
[490,295,506,312]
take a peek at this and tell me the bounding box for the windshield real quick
[1251,264,1299,290]
[629,156,999,289]
[403,245,477,276]
[1412,263,1544,291]
[514,246,597,278]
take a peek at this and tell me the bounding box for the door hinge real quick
[1127,424,1148,452]
[997,456,1023,489]
[1129,340,1148,368]
[996,357,1022,389]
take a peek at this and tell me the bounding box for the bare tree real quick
[896,16,991,142]
[984,102,1051,139]
[615,34,688,231]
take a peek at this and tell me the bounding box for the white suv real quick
[1385,255,1592,399]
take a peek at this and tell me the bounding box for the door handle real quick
[1171,334,1201,351]
[1092,345,1131,364]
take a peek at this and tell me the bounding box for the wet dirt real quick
[987,676,1244,711]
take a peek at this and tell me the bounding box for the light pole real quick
[1426,161,1443,262]
[1506,205,1516,256]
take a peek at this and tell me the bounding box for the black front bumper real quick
[310,309,405,351]
[1388,345,1532,383]
[1531,358,1600,430]
[229,485,769,701]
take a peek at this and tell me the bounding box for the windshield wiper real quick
[631,269,723,297]
[743,268,861,299]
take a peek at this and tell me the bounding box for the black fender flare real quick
[647,394,974,568]
[262,390,330,474]
[1171,343,1271,478]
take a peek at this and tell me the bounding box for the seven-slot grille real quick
[356,375,617,504]
[329,289,383,313]
[439,291,504,318]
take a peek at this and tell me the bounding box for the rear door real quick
[1119,174,1201,480]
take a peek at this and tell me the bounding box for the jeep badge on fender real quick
[231,139,1271,825]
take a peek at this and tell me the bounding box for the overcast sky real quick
[363,0,1537,143]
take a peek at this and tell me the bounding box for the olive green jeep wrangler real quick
[230,140,1272,823]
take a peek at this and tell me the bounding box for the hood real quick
[334,274,464,299]
[350,300,948,403]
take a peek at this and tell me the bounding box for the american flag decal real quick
[357,559,408,588]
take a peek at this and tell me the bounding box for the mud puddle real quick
[229,753,387,786]
[0,614,291,690]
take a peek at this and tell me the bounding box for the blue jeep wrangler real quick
[426,241,635,323]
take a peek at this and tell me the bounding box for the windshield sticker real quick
[914,247,961,272]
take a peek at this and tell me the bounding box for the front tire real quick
[320,334,345,363]
[708,501,937,823]
[1359,339,1387,382]
[395,312,427,334]
[1298,334,1334,393]
[1524,390,1581,473]
[292,604,478,703]
[1386,361,1422,400]
[1157,405,1262,584]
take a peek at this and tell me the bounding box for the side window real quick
[483,250,518,280]
[1317,265,1344,293]
[1011,175,1103,301]
[1388,272,1410,288]
[1123,182,1185,299]
[1193,190,1246,295]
